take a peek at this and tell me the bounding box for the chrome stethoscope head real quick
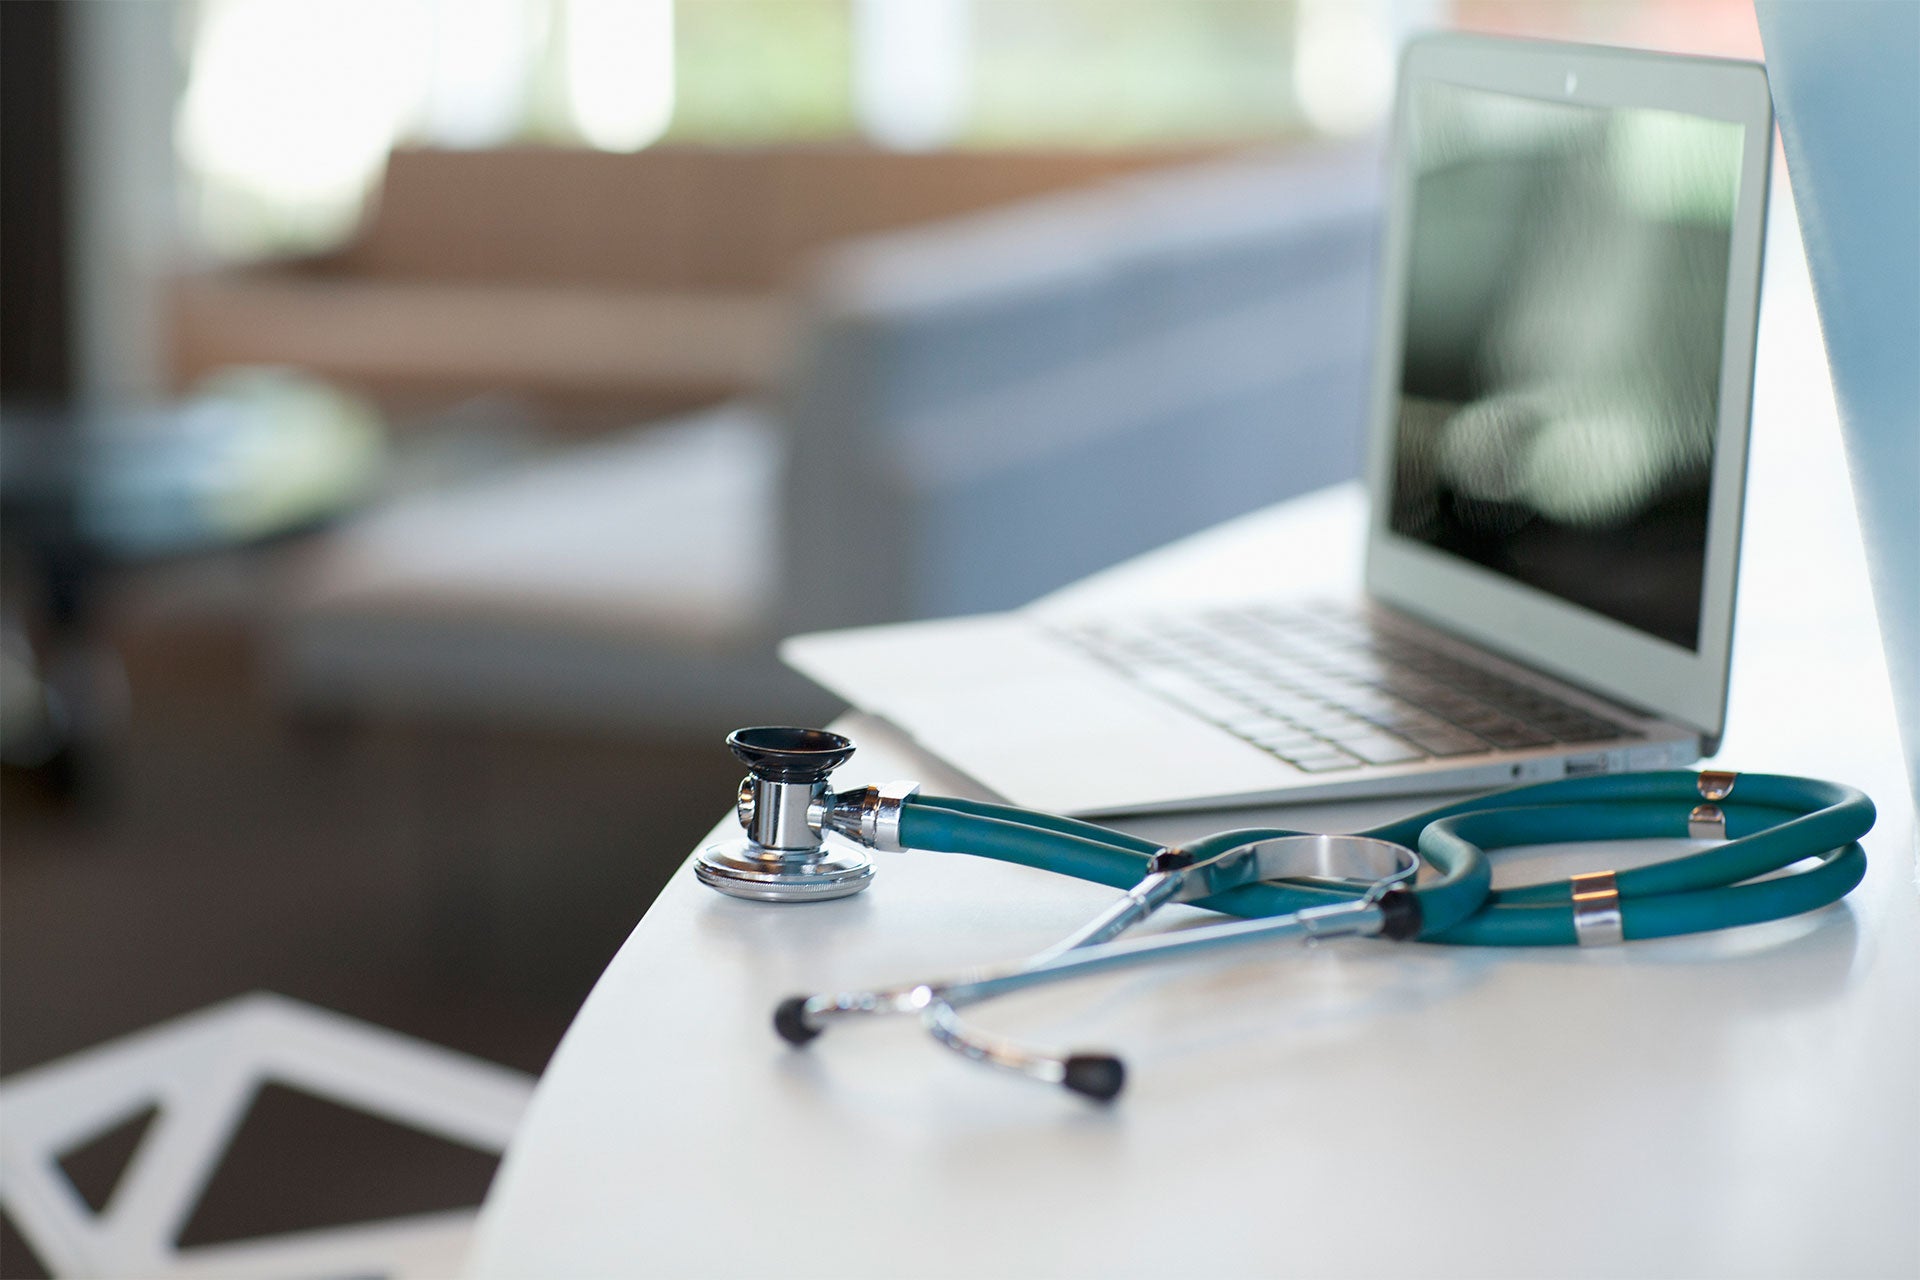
[694,727,918,903]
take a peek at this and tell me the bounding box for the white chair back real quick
[0,994,533,1279]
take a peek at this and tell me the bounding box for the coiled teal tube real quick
[898,801,1489,930]
[893,771,1874,947]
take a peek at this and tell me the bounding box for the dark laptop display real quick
[1387,81,1747,651]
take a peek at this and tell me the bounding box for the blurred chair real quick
[0,373,382,796]
[784,145,1380,630]
[0,993,532,1280]
[168,145,1206,423]
[273,146,1382,735]
[283,402,810,730]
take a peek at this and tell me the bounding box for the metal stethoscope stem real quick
[777,838,1421,1099]
[795,898,1390,1099]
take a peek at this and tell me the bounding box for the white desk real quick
[468,192,1918,1279]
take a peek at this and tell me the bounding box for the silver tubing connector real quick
[823,781,922,852]
[1688,803,1727,840]
[1697,770,1738,802]
[1570,870,1624,945]
[870,781,919,851]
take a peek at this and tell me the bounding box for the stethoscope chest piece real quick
[695,841,875,903]
[695,727,881,903]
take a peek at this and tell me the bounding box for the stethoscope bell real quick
[695,727,877,903]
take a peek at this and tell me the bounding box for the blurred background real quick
[1,1,1763,1271]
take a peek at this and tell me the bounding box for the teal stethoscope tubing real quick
[895,772,1873,945]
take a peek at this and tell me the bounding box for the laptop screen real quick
[1386,80,1746,652]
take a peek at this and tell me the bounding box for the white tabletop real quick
[468,189,1918,1279]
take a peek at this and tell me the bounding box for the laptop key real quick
[1068,610,1640,769]
[1275,702,1365,731]
[1474,721,1555,749]
[1398,725,1491,756]
[1367,708,1452,735]
[1278,747,1363,772]
[1130,667,1251,723]
[1242,720,1322,745]
[1327,732,1426,765]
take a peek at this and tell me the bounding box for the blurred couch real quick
[276,145,1384,735]
[168,145,1206,422]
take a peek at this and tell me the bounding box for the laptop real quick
[782,34,1774,817]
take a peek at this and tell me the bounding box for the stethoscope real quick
[696,727,1874,1101]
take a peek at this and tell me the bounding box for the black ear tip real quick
[1062,1054,1126,1102]
[728,727,856,779]
[773,997,822,1046]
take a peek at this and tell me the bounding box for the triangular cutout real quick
[174,1082,501,1248]
[2,1204,55,1279]
[56,1103,159,1214]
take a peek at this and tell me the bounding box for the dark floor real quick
[0,591,746,1276]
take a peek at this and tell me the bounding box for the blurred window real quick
[565,0,676,150]
[179,0,436,256]
[673,0,853,142]
[175,0,1758,260]
[965,1,1305,146]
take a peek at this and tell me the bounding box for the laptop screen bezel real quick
[1362,34,1773,738]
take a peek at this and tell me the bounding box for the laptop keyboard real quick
[1055,604,1637,774]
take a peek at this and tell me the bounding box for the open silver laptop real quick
[783,34,1774,817]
